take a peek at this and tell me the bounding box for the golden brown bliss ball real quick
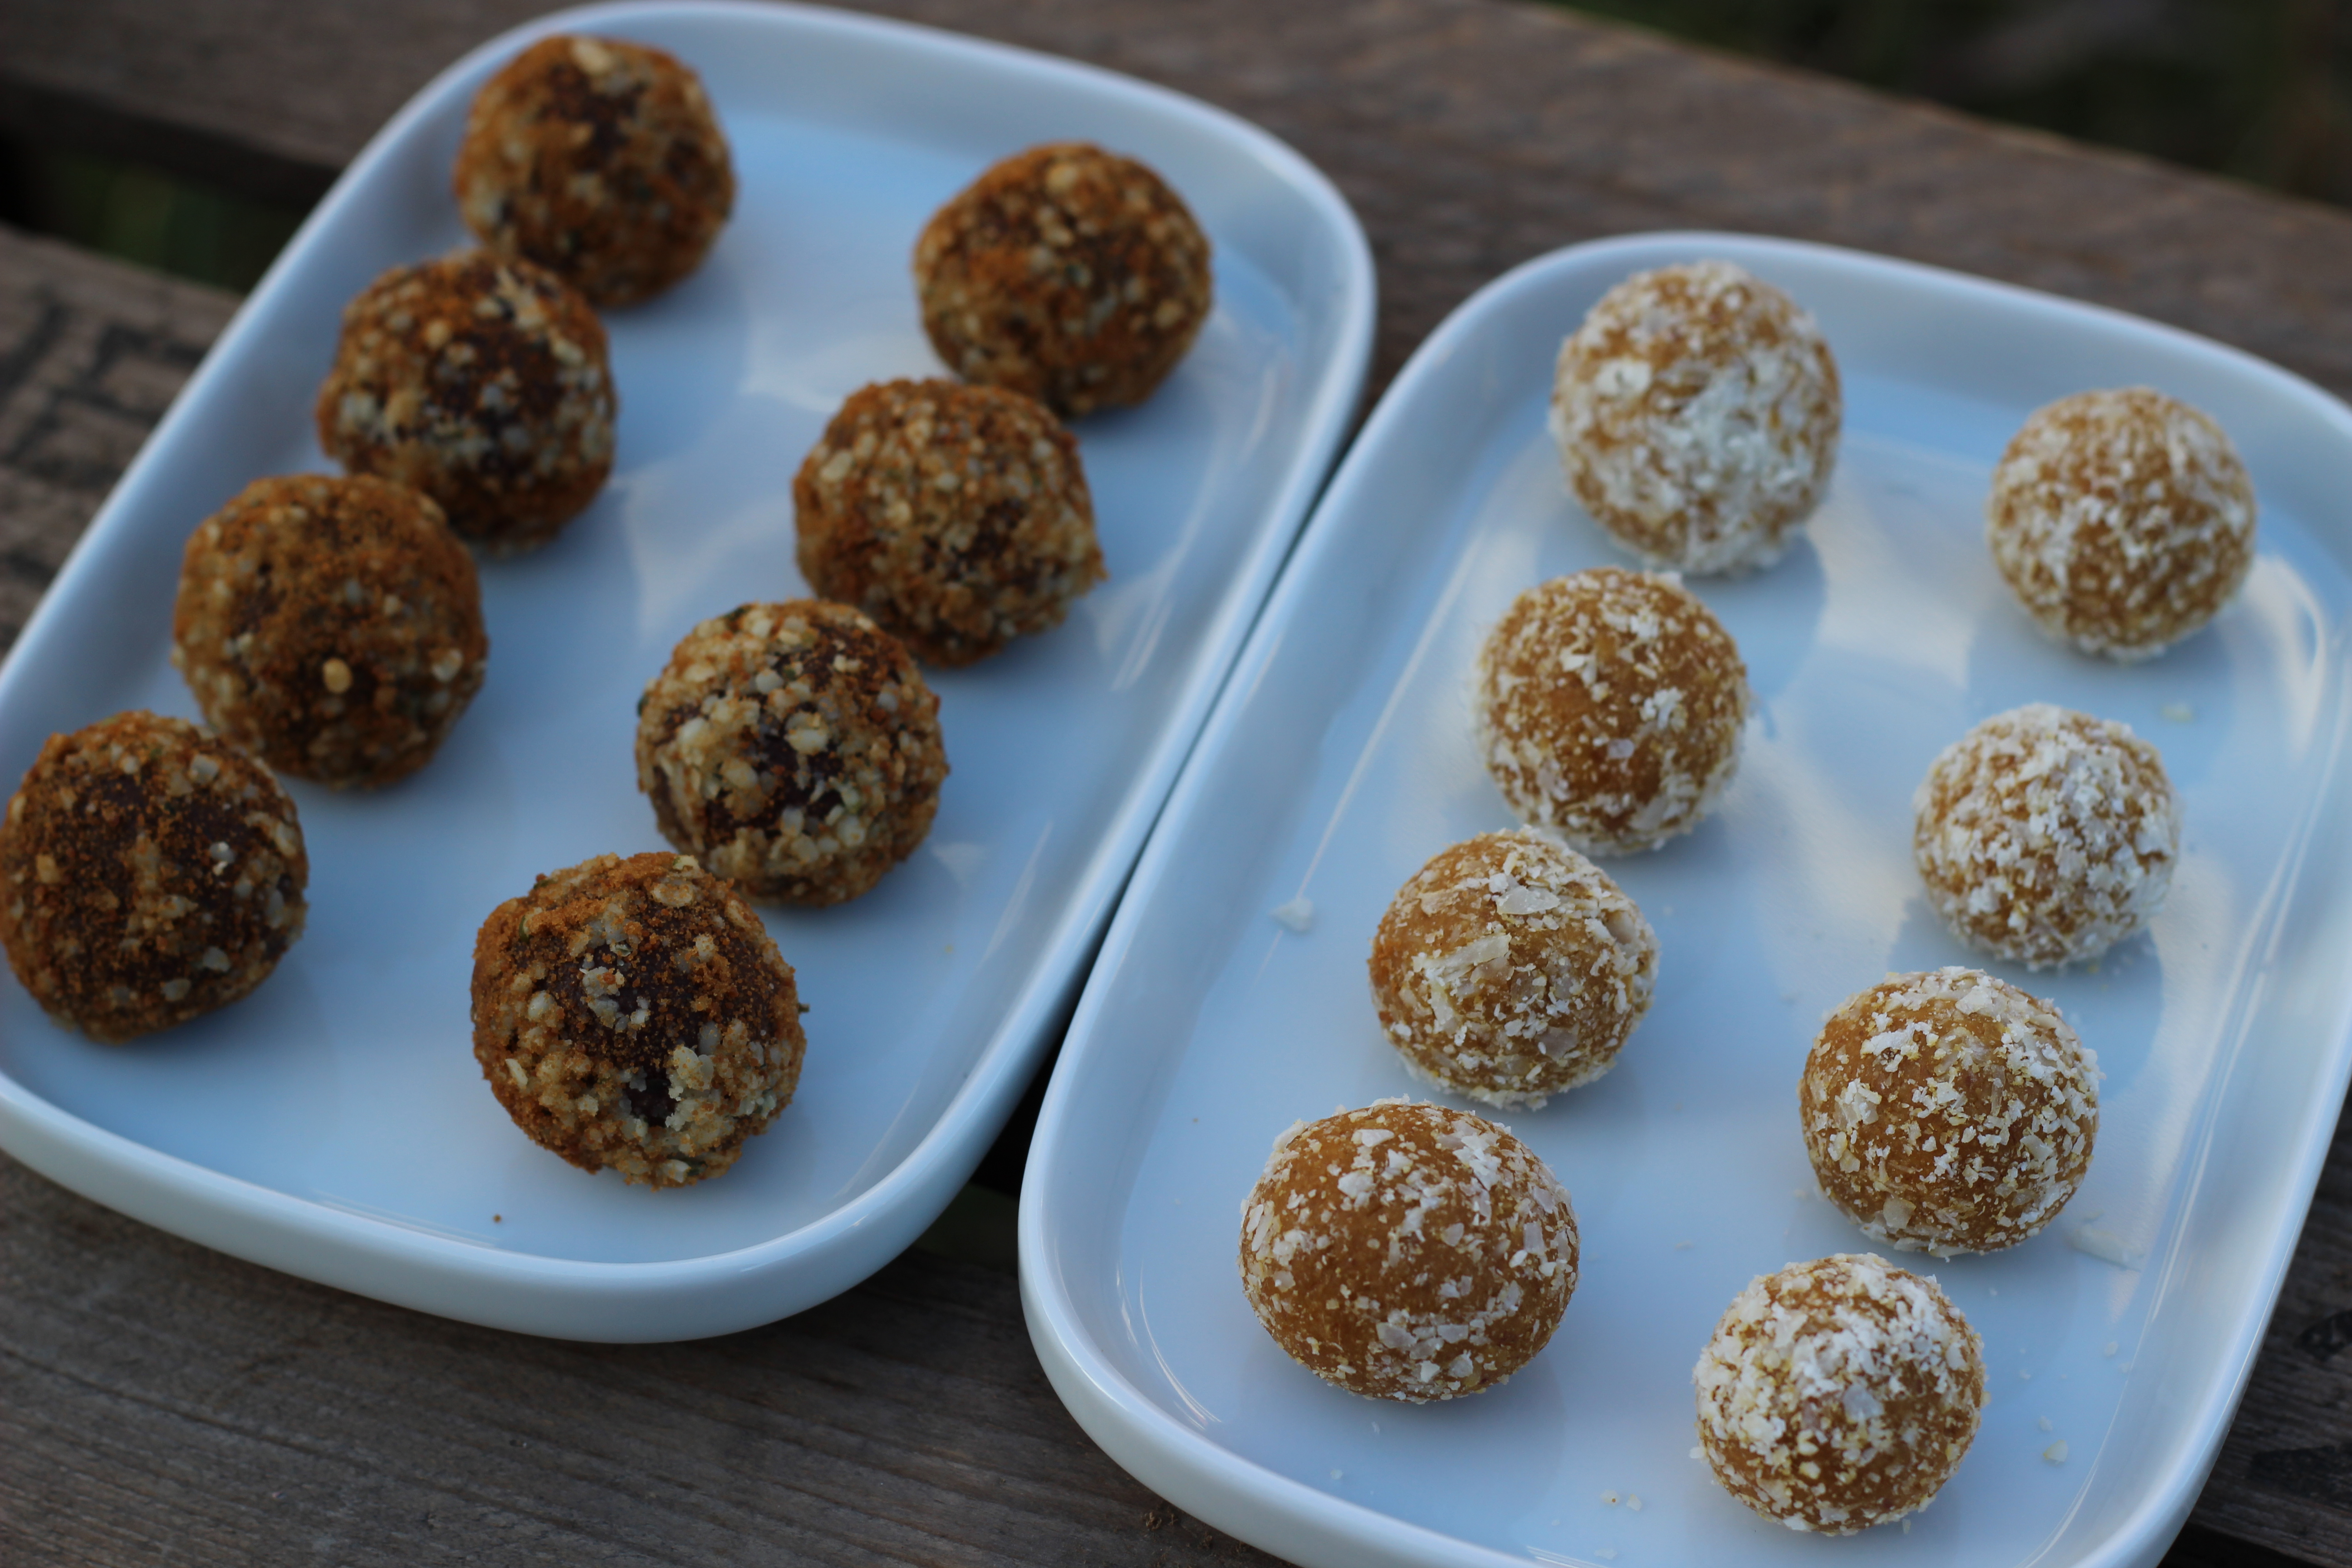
[1695,1254,1984,1534]
[171,474,488,789]
[1551,260,1841,575]
[1987,387,2256,661]
[1802,968,2097,1255]
[793,379,1106,666]
[913,142,1213,418]
[454,34,734,309]
[315,250,616,555]
[1475,567,1750,855]
[471,851,804,1188]
[636,601,948,906]
[0,711,307,1042]
[1239,1100,1577,1402]
[1369,828,1657,1107]
[1914,703,2179,968]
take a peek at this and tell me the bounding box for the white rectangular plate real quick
[0,0,1371,1341]
[1020,233,2352,1568]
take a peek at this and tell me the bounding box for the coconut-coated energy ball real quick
[1369,828,1657,1107]
[0,711,307,1042]
[1988,387,2256,661]
[636,601,948,906]
[1914,703,2179,968]
[472,851,804,1189]
[316,250,616,555]
[1551,260,1841,575]
[171,474,488,788]
[1695,1254,1985,1534]
[1475,567,1750,854]
[454,34,735,309]
[1239,1100,1577,1402]
[794,379,1106,666]
[913,142,1213,418]
[1802,968,2097,1256]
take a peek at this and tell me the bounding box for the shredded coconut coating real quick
[1475,568,1749,854]
[1370,828,1657,1107]
[1239,1100,1578,1402]
[1550,260,1840,575]
[0,711,307,1042]
[315,250,616,555]
[454,34,734,309]
[1695,1254,1984,1534]
[635,601,947,906]
[913,142,1212,418]
[1802,968,2097,1255]
[471,851,804,1188]
[1987,387,2255,661]
[794,379,1106,667]
[171,474,489,788]
[1914,703,2179,968]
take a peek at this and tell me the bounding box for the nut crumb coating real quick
[1239,1100,1577,1402]
[914,142,1212,418]
[1695,1254,1984,1534]
[636,601,948,906]
[316,250,615,555]
[1988,387,2255,661]
[1475,568,1750,854]
[794,379,1105,666]
[471,851,804,1188]
[1370,828,1656,1107]
[0,711,308,1042]
[455,34,735,309]
[1802,968,2097,1255]
[172,474,489,788]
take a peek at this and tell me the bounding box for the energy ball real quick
[471,851,804,1189]
[0,711,307,1042]
[171,474,489,789]
[454,34,735,309]
[794,379,1106,666]
[1239,1100,1577,1402]
[1802,969,2097,1255]
[913,142,1213,418]
[1987,387,2256,661]
[1695,1254,1985,1534]
[316,250,616,555]
[1369,828,1657,1107]
[636,601,948,906]
[1914,703,2179,968]
[1475,567,1750,854]
[1551,260,1841,575]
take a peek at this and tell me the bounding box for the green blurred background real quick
[1,0,2347,293]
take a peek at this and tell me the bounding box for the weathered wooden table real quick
[5,3,2352,1563]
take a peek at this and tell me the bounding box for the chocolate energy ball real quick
[1475,567,1751,855]
[171,474,488,789]
[472,851,804,1188]
[0,711,307,1042]
[794,379,1106,666]
[913,142,1213,418]
[1369,828,1657,1107]
[454,34,735,309]
[316,250,616,555]
[1803,968,2097,1255]
[1239,1100,1578,1402]
[1988,387,2256,661]
[636,601,948,906]
[1551,260,1841,575]
[1914,703,2179,968]
[1695,1254,1985,1534]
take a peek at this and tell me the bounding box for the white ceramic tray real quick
[1020,232,2352,1568]
[0,1,1372,1341]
